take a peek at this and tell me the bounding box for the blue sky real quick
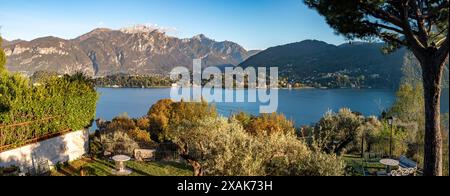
[0,0,346,50]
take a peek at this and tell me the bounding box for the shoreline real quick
[96,86,171,89]
[95,85,396,90]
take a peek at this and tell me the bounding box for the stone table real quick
[112,155,132,176]
[380,159,400,174]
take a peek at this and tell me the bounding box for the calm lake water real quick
[94,88,450,128]
[95,87,448,128]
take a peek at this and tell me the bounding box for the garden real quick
[50,94,448,176]
[60,99,344,177]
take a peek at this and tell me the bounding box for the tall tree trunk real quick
[421,55,444,176]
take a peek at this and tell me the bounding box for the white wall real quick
[0,130,88,173]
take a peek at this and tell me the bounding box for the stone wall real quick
[0,130,88,173]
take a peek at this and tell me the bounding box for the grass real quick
[51,157,193,176]
[343,154,387,176]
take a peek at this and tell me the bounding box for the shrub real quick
[379,122,410,157]
[0,166,20,176]
[99,130,139,156]
[30,71,59,83]
[106,115,136,132]
[136,117,150,130]
[169,99,217,128]
[128,128,152,143]
[0,38,6,73]
[231,112,253,128]
[79,166,97,177]
[293,151,345,176]
[388,83,425,124]
[263,132,345,176]
[147,99,217,142]
[93,116,157,156]
[245,113,295,137]
[348,116,383,154]
[148,99,174,141]
[89,138,104,157]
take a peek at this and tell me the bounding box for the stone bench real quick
[134,149,156,162]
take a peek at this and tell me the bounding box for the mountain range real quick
[3,26,447,89]
[3,25,255,77]
[240,40,408,88]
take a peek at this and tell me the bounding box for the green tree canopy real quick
[304,0,448,55]
[389,83,425,123]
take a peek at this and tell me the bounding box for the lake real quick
[95,87,438,128]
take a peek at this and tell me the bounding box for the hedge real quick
[0,70,99,148]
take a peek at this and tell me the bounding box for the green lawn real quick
[51,157,193,176]
[343,154,387,176]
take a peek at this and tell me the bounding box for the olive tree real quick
[169,116,345,176]
[313,108,364,155]
[169,117,265,176]
[304,0,449,176]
